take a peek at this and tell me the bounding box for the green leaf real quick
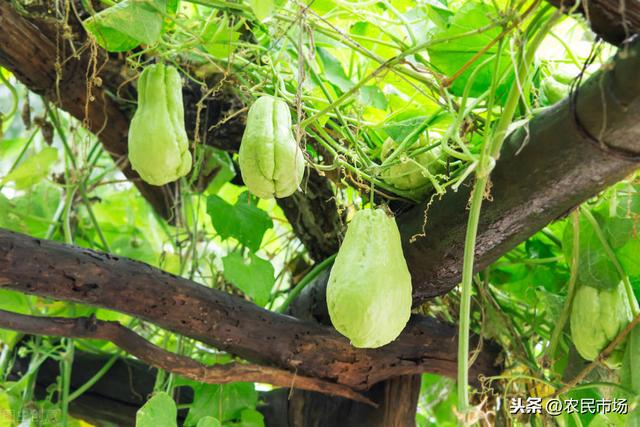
[184,383,257,426]
[239,408,265,427]
[563,212,620,290]
[603,216,636,249]
[1,147,57,189]
[308,0,337,14]
[358,86,387,110]
[0,182,62,237]
[84,0,166,52]
[167,0,179,14]
[381,112,429,143]
[317,48,353,93]
[222,251,275,306]
[136,392,177,427]
[427,3,510,97]
[207,192,273,252]
[0,392,12,427]
[248,0,274,21]
[617,238,640,277]
[202,13,241,58]
[201,148,236,195]
[380,110,445,144]
[196,417,221,427]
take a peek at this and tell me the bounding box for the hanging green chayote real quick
[379,137,444,198]
[570,282,634,368]
[326,209,412,348]
[238,96,304,199]
[128,63,192,186]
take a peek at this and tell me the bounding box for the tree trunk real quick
[261,376,421,427]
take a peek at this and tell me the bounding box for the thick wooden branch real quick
[547,0,640,45]
[0,309,372,404]
[401,37,640,301]
[0,227,500,390]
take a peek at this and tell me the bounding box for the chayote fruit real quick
[128,63,192,186]
[326,208,412,348]
[539,75,569,106]
[238,96,304,199]
[570,282,633,368]
[380,137,444,198]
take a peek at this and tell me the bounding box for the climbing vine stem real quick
[456,8,561,422]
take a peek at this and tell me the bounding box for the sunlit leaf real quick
[196,417,221,427]
[1,147,57,189]
[317,48,354,93]
[207,192,273,252]
[202,13,242,58]
[185,383,257,426]
[427,3,511,97]
[563,212,620,290]
[239,408,265,427]
[136,392,177,427]
[222,251,275,306]
[84,0,167,52]
[248,0,274,21]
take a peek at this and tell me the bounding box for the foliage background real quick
[0,0,638,425]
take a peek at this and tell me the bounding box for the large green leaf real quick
[239,408,265,427]
[222,251,275,306]
[184,383,257,426]
[317,48,354,93]
[202,13,242,58]
[207,192,273,252]
[84,0,167,52]
[563,212,620,290]
[0,147,57,189]
[136,392,177,427]
[427,3,510,97]
[248,0,274,21]
[196,417,221,427]
[0,392,12,427]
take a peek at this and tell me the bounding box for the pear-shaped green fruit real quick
[570,282,633,368]
[238,96,304,199]
[128,63,192,186]
[326,209,412,348]
[380,137,444,199]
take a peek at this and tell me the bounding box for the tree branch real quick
[400,37,640,301]
[547,0,640,45]
[0,227,500,389]
[0,309,373,404]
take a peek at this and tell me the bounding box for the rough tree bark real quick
[401,36,640,301]
[547,0,640,44]
[0,228,500,391]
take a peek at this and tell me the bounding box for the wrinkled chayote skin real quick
[326,209,412,348]
[570,282,633,368]
[128,63,192,186]
[238,96,304,199]
[380,137,444,198]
